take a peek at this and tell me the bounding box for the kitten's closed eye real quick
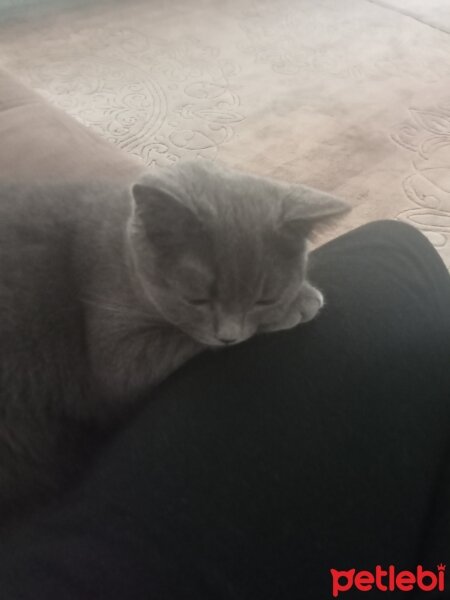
[255,297,278,306]
[184,297,210,306]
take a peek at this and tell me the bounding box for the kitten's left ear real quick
[280,184,350,237]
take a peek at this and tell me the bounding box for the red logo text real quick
[330,564,445,597]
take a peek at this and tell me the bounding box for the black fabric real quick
[1,220,449,599]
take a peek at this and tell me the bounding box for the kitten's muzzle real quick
[215,318,250,346]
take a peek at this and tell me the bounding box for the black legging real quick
[1,221,449,599]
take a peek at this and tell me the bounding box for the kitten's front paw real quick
[258,282,324,334]
[296,282,324,324]
[275,282,324,331]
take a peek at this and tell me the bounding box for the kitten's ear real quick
[280,184,350,237]
[131,179,202,245]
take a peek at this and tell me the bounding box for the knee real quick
[354,219,425,244]
[347,219,437,256]
[313,219,447,279]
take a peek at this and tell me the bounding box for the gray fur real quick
[0,160,348,516]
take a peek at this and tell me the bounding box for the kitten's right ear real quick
[131,178,203,244]
[132,181,178,221]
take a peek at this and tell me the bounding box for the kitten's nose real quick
[216,319,242,345]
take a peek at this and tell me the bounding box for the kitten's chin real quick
[188,333,251,348]
[198,338,226,348]
[181,332,222,347]
[194,337,240,348]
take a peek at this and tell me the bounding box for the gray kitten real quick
[0,160,348,517]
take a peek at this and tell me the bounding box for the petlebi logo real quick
[330,564,445,597]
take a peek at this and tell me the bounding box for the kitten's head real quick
[127,160,349,346]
